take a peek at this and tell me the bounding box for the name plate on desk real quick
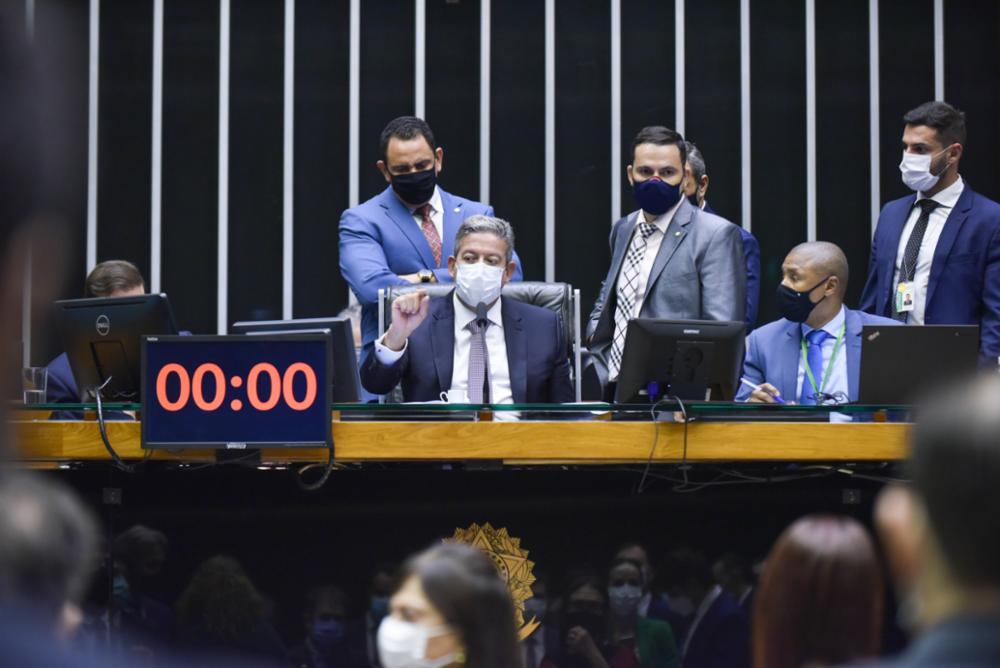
[141,335,331,449]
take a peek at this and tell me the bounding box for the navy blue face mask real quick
[687,192,700,208]
[391,167,437,206]
[311,618,347,655]
[633,177,682,216]
[776,276,831,323]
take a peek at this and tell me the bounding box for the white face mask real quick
[899,148,949,193]
[454,261,504,309]
[608,584,643,617]
[377,616,455,668]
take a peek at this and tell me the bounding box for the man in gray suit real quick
[586,126,746,392]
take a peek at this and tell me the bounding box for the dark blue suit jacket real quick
[854,615,1000,667]
[681,590,749,668]
[859,185,1000,363]
[360,295,574,403]
[735,308,899,402]
[338,186,524,347]
[703,201,760,330]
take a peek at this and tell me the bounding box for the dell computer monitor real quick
[615,319,746,403]
[859,324,979,404]
[231,317,361,403]
[54,294,178,401]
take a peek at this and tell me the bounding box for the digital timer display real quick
[142,335,331,448]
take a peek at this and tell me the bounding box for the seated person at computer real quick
[360,216,574,403]
[737,242,898,404]
[46,260,146,404]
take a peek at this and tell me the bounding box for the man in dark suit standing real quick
[860,101,1000,364]
[339,116,523,351]
[682,142,761,331]
[361,216,573,404]
[866,374,1000,667]
[587,127,746,391]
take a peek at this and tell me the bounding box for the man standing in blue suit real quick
[738,242,897,404]
[860,101,1000,364]
[339,116,523,350]
[682,142,761,331]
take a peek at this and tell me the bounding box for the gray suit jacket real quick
[587,199,746,366]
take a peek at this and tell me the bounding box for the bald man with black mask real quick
[736,242,898,404]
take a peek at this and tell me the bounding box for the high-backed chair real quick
[377,281,582,402]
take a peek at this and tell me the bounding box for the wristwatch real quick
[418,269,435,283]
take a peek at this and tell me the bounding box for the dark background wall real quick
[22,0,1000,362]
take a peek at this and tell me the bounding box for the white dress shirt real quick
[407,185,444,250]
[374,294,514,404]
[892,176,965,325]
[795,305,848,403]
[622,197,684,317]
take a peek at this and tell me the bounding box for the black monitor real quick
[231,317,361,403]
[54,294,178,401]
[859,324,979,404]
[614,319,746,403]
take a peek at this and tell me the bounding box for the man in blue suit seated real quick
[737,242,898,404]
[339,116,523,351]
[682,142,761,331]
[46,260,146,405]
[860,101,1000,365]
[360,216,573,404]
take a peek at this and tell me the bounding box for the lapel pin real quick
[453,207,461,213]
[675,231,682,237]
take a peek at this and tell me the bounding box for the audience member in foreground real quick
[753,515,883,668]
[865,374,1000,666]
[379,542,520,668]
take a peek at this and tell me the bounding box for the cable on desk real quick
[295,439,338,491]
[635,396,688,495]
[93,378,133,473]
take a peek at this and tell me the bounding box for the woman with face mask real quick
[606,560,679,668]
[377,543,520,668]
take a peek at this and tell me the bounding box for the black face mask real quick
[687,193,700,208]
[390,167,437,206]
[776,276,830,323]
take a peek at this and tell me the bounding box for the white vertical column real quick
[610,0,621,222]
[349,0,360,209]
[414,0,425,118]
[805,0,816,241]
[151,0,163,292]
[674,0,684,136]
[740,0,751,232]
[869,0,880,237]
[87,0,100,271]
[479,0,490,204]
[933,0,944,99]
[545,0,555,281]
[282,0,295,320]
[217,0,230,334]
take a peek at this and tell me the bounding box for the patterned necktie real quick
[467,317,491,403]
[894,199,940,321]
[608,221,658,379]
[799,329,832,405]
[415,203,442,267]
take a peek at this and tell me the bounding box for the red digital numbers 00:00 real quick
[155,362,317,412]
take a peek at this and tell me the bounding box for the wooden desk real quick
[10,416,909,464]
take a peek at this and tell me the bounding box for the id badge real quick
[895,282,915,313]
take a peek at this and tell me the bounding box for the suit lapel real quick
[597,214,638,335]
[779,321,802,401]
[502,300,528,403]
[926,185,974,308]
[429,298,456,392]
[845,309,863,400]
[439,189,461,263]
[378,187,437,268]
[643,200,693,301]
[879,195,917,310]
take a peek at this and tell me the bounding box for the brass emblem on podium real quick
[451,522,539,640]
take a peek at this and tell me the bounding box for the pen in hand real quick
[740,377,786,404]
